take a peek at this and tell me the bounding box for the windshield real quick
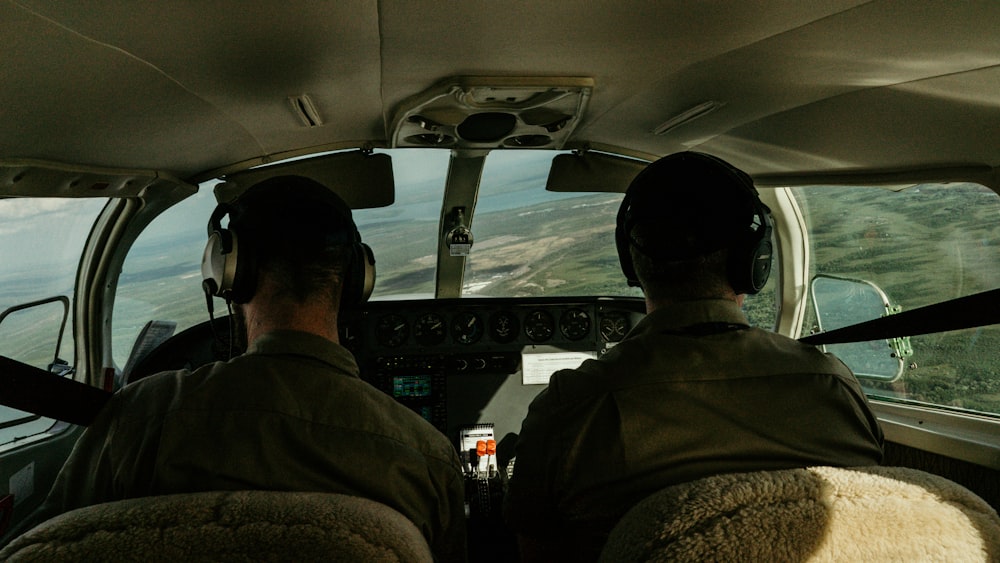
[466,151,633,297]
[112,150,652,365]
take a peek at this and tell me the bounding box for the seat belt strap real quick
[800,288,1000,346]
[0,355,111,426]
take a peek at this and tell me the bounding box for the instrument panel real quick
[343,297,646,441]
[350,297,642,351]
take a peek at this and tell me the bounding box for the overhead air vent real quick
[652,101,725,136]
[390,77,594,150]
[289,94,324,128]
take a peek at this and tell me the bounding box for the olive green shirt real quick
[39,330,467,562]
[504,299,883,558]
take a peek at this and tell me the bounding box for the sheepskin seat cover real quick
[0,490,433,562]
[599,465,1000,562]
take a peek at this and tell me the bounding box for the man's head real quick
[201,175,375,309]
[615,152,772,301]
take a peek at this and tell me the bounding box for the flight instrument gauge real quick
[489,311,519,343]
[524,309,555,342]
[451,312,483,345]
[414,312,447,345]
[560,308,591,340]
[599,312,630,343]
[375,314,408,347]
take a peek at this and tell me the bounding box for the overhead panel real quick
[390,77,594,150]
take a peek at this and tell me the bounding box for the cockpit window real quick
[112,187,219,369]
[113,150,453,367]
[353,149,449,299]
[795,183,1000,417]
[467,151,636,298]
[111,148,785,373]
[0,197,107,445]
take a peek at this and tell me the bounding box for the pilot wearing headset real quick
[503,152,884,563]
[37,176,467,562]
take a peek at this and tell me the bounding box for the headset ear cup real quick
[202,227,244,301]
[340,240,376,310]
[359,242,376,303]
[728,212,773,294]
[202,202,259,304]
[201,223,257,304]
[201,230,229,297]
[615,191,641,287]
[750,237,774,293]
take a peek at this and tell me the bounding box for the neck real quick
[241,280,340,347]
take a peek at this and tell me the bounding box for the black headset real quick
[615,152,773,295]
[200,177,376,309]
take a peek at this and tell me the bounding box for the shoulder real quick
[537,360,610,405]
[746,328,854,372]
[112,361,229,421]
[113,367,188,410]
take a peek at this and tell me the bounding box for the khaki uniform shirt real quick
[504,299,883,558]
[39,330,467,562]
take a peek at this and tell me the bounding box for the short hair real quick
[231,176,356,305]
[629,225,732,301]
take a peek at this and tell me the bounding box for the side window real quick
[795,183,1000,416]
[112,187,218,369]
[0,197,108,446]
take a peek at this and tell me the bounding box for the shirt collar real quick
[246,330,360,377]
[634,299,750,335]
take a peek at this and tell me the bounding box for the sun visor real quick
[546,151,647,193]
[216,150,394,209]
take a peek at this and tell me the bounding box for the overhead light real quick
[652,101,725,135]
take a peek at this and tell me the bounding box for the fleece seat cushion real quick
[599,465,1000,562]
[0,490,433,562]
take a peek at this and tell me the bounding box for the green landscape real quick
[795,183,1000,414]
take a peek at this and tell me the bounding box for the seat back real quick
[599,465,1000,562]
[0,490,434,562]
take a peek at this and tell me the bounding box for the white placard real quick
[521,351,596,385]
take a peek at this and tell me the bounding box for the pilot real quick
[35,176,468,562]
[503,152,884,562]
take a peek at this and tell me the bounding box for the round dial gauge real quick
[413,312,446,345]
[560,308,591,341]
[451,312,483,345]
[489,311,519,343]
[599,312,630,343]
[375,314,408,347]
[524,309,555,342]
